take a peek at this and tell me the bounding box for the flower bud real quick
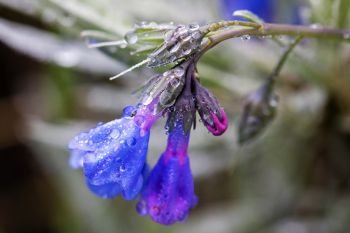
[147,24,204,67]
[166,91,196,135]
[238,82,278,144]
[138,67,186,114]
[194,82,228,136]
[157,68,185,110]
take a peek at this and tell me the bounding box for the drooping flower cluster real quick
[69,17,282,225]
[69,33,229,224]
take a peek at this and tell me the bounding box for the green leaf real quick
[232,10,264,24]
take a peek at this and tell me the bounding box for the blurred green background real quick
[0,0,350,233]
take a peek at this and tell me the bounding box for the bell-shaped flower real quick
[68,105,158,199]
[194,81,228,136]
[136,119,197,225]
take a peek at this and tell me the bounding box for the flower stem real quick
[200,21,350,55]
[270,36,304,80]
[264,36,304,95]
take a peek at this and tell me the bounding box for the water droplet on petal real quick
[110,129,120,139]
[126,137,137,147]
[123,106,136,117]
[120,165,126,172]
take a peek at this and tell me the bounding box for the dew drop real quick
[269,96,279,107]
[170,43,181,53]
[120,164,127,172]
[110,129,120,139]
[125,31,138,44]
[126,137,137,147]
[188,23,200,30]
[241,35,251,41]
[310,23,322,29]
[174,68,184,77]
[123,106,136,117]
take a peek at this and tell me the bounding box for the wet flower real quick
[238,80,278,144]
[194,80,228,136]
[68,104,158,199]
[136,119,197,225]
[69,24,234,224]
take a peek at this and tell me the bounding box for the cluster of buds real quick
[147,24,205,67]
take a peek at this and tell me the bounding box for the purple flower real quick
[136,120,197,225]
[68,105,158,199]
[194,81,228,136]
[69,54,229,225]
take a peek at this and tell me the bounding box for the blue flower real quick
[136,120,198,225]
[220,0,303,24]
[68,106,155,200]
[221,0,275,22]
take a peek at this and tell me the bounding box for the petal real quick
[86,181,122,199]
[69,150,85,169]
[69,115,152,200]
[138,155,197,225]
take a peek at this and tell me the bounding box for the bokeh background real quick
[1,0,350,233]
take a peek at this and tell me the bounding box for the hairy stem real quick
[200,21,350,55]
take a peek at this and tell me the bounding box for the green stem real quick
[270,36,304,79]
[200,21,350,55]
[261,36,304,97]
